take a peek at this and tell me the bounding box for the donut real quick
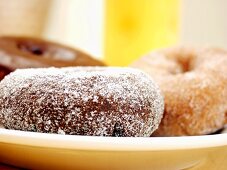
[0,36,105,79]
[131,47,227,136]
[0,65,11,80]
[0,67,164,137]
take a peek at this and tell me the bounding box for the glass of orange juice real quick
[104,0,179,66]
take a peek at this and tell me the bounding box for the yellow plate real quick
[0,128,226,170]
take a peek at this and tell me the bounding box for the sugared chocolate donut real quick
[0,36,105,79]
[0,67,164,137]
[131,47,227,136]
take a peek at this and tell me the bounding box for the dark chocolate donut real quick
[0,67,164,137]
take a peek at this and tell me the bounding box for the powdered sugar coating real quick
[0,67,164,137]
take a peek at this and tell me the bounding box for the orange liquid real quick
[104,0,179,66]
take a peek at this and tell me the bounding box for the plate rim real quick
[0,128,227,151]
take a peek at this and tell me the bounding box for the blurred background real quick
[0,0,226,66]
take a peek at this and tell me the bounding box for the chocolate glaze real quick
[0,36,105,80]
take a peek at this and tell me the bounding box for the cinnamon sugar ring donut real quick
[0,67,164,137]
[131,47,227,136]
[0,36,105,79]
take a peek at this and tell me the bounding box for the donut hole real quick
[157,56,193,75]
[17,42,45,56]
[164,49,195,74]
[165,59,192,75]
[177,59,191,73]
[172,53,195,73]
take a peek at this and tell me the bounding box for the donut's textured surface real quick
[0,36,105,79]
[0,67,164,137]
[131,47,227,136]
